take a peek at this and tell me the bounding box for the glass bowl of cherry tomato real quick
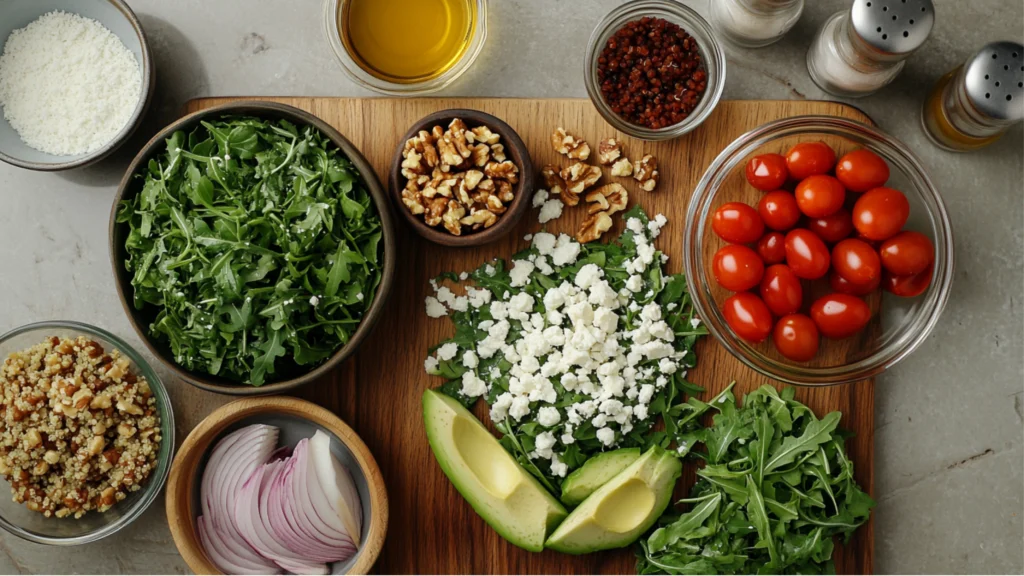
[684,115,954,386]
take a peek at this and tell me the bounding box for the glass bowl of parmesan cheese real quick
[0,0,153,171]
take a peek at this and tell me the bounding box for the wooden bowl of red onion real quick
[165,397,388,575]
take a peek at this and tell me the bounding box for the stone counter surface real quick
[0,0,1021,573]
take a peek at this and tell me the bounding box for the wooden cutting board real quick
[185,97,875,574]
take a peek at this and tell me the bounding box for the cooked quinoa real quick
[0,336,161,518]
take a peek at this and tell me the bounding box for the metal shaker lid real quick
[963,42,1024,122]
[850,0,934,55]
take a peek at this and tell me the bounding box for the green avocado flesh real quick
[560,448,642,507]
[422,389,568,552]
[545,446,681,554]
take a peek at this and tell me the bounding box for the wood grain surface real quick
[183,97,875,575]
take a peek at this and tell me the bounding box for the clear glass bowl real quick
[684,116,954,386]
[584,0,726,141]
[322,0,488,95]
[0,321,175,545]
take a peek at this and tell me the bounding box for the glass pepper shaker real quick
[708,0,805,49]
[807,0,935,98]
[923,42,1024,152]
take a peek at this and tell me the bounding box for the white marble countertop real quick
[0,0,1021,573]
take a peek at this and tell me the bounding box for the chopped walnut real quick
[633,154,659,191]
[577,211,614,243]
[400,118,519,235]
[585,184,629,216]
[442,200,466,235]
[560,162,602,196]
[610,158,634,177]
[541,165,567,197]
[460,209,499,230]
[551,127,591,161]
[597,138,622,165]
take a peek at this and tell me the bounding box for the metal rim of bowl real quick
[583,0,727,141]
[387,108,536,247]
[108,100,397,396]
[164,396,388,575]
[321,0,489,96]
[684,115,956,386]
[0,320,175,545]
[0,0,155,172]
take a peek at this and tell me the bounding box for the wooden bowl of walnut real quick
[389,109,535,247]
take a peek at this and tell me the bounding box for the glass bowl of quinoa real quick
[0,321,174,545]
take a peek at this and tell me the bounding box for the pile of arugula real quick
[117,116,383,385]
[638,384,874,574]
[429,207,708,494]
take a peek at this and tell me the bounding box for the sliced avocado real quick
[560,448,641,507]
[422,389,567,552]
[545,446,681,554]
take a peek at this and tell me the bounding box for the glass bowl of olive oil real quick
[324,0,487,95]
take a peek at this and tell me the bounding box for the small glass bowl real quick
[684,116,954,386]
[322,0,488,95]
[584,0,726,141]
[0,321,175,545]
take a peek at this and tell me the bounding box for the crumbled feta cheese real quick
[484,264,496,276]
[532,232,557,255]
[461,371,487,397]
[666,302,678,311]
[691,317,702,329]
[523,233,533,242]
[509,396,532,421]
[550,453,568,477]
[658,358,677,374]
[509,260,535,287]
[424,356,439,374]
[532,189,549,208]
[537,406,561,427]
[550,234,581,266]
[626,218,644,235]
[625,275,643,293]
[535,432,556,458]
[463,350,479,369]
[436,343,459,361]
[538,198,564,223]
[638,384,655,404]
[596,427,616,446]
[490,393,514,421]
[309,295,320,306]
[634,404,649,421]
[574,264,603,290]
[459,271,469,281]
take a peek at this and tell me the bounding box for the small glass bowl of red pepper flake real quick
[585,0,726,141]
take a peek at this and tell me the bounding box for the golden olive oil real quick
[341,0,476,84]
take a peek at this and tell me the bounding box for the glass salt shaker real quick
[708,0,805,49]
[922,42,1024,152]
[806,0,935,98]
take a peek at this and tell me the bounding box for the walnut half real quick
[577,212,614,244]
[585,184,629,216]
[597,138,622,165]
[560,162,602,196]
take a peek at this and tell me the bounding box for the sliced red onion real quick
[197,424,363,574]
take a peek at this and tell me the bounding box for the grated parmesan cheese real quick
[0,11,141,156]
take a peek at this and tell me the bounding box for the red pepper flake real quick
[597,16,708,130]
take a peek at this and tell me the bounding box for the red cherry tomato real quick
[810,294,871,339]
[829,270,881,296]
[745,153,789,191]
[758,191,801,231]
[884,262,934,297]
[712,202,765,244]
[785,142,837,181]
[836,148,890,193]
[713,245,765,292]
[760,264,804,317]
[831,238,882,287]
[795,175,846,218]
[784,229,831,279]
[807,208,855,243]
[880,231,934,276]
[722,292,774,343]
[757,232,787,264]
[773,314,820,362]
[852,187,910,241]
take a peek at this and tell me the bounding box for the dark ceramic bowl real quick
[109,101,395,396]
[388,109,535,247]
